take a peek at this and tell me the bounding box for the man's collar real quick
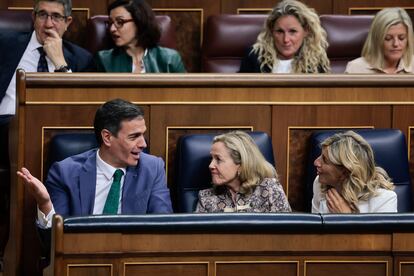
[28,31,43,53]
[96,149,126,180]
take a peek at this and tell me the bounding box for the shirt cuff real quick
[36,206,56,229]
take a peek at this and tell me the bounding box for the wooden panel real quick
[400,262,414,276]
[64,8,90,48]
[272,105,391,211]
[215,261,298,276]
[149,104,271,158]
[154,9,202,72]
[60,233,391,253]
[149,0,220,72]
[124,262,208,276]
[332,0,414,14]
[393,233,414,251]
[305,260,388,276]
[221,0,333,15]
[67,264,112,276]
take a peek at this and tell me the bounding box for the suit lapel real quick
[122,164,140,213]
[79,151,97,215]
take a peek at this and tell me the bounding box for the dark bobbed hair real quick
[94,98,144,146]
[108,0,161,49]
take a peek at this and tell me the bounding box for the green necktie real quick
[102,169,124,215]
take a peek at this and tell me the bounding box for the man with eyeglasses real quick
[0,0,94,125]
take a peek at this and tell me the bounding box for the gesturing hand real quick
[326,188,352,213]
[17,167,52,214]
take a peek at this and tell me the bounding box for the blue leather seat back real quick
[305,129,412,212]
[47,132,98,171]
[175,131,275,213]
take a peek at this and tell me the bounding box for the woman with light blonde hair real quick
[196,131,291,213]
[346,7,414,74]
[312,131,397,213]
[239,0,330,73]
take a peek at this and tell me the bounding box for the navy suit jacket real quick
[0,30,94,102]
[46,149,173,215]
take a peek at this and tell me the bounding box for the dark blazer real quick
[0,30,94,102]
[239,47,271,73]
[46,149,173,215]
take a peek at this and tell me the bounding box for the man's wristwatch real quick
[54,65,70,72]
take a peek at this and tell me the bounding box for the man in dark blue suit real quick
[0,0,94,121]
[18,99,173,229]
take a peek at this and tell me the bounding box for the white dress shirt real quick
[37,150,126,228]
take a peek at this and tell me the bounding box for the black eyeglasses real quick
[35,11,67,23]
[106,18,134,29]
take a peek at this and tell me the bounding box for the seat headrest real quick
[201,14,267,72]
[320,15,373,73]
[0,10,33,32]
[48,132,98,166]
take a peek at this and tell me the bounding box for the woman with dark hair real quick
[95,0,185,73]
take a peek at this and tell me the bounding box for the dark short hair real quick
[94,98,144,146]
[34,0,72,17]
[108,0,161,48]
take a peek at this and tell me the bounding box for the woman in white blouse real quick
[312,131,397,213]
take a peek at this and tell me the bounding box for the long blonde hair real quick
[213,131,276,194]
[321,131,394,213]
[252,0,330,73]
[362,7,414,69]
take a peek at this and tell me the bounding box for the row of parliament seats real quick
[0,9,374,73]
[48,129,412,213]
[201,14,373,73]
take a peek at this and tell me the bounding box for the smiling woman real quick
[95,0,186,73]
[239,0,330,73]
[345,7,414,74]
